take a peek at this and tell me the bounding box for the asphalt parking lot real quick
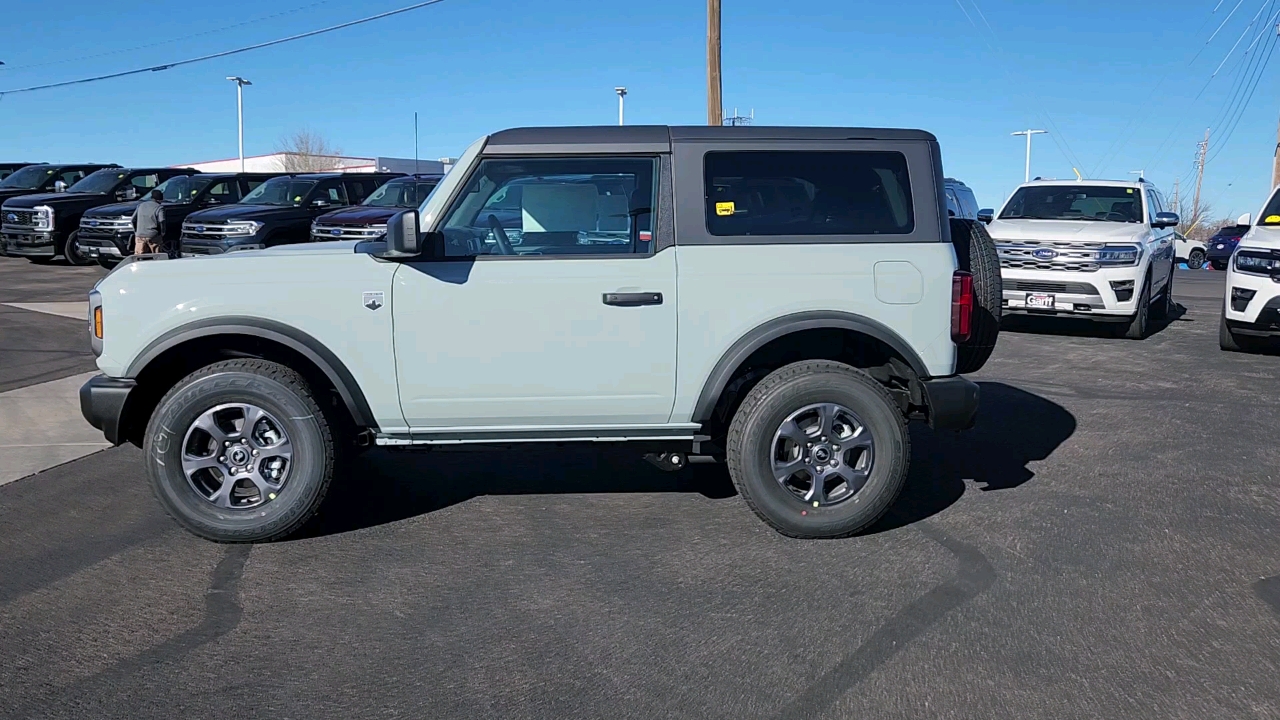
[2,257,1279,719]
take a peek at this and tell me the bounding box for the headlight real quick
[1234,251,1280,275]
[1097,245,1141,266]
[34,205,54,231]
[369,223,388,235]
[225,220,263,236]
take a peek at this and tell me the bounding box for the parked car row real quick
[0,162,444,267]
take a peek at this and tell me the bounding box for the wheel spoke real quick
[239,404,266,441]
[244,469,282,498]
[180,455,222,476]
[817,403,838,438]
[843,425,874,450]
[776,419,809,446]
[828,464,869,496]
[806,470,828,505]
[191,411,228,445]
[208,475,238,508]
[772,456,807,482]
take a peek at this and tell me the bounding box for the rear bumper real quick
[79,375,135,445]
[921,376,979,431]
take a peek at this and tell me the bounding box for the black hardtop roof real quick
[487,125,937,148]
[188,171,287,180]
[98,166,198,174]
[289,171,405,180]
[29,162,121,170]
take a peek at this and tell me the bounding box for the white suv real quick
[1221,191,1280,352]
[980,179,1179,339]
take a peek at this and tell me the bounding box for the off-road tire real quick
[1211,260,1228,271]
[950,218,1001,373]
[1153,262,1176,320]
[1219,313,1260,353]
[143,359,338,543]
[1186,249,1206,270]
[726,360,909,539]
[63,231,91,266]
[1116,272,1151,339]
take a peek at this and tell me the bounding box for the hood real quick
[2,191,108,210]
[181,240,362,262]
[0,187,47,202]
[184,203,304,222]
[1239,226,1280,251]
[314,206,399,225]
[83,200,141,218]
[986,218,1148,242]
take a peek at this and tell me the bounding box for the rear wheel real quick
[950,218,1001,373]
[726,360,909,539]
[144,359,338,542]
[1186,249,1206,270]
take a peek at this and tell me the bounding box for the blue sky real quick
[1,0,1278,218]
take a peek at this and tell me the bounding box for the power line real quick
[0,0,449,97]
[0,0,336,74]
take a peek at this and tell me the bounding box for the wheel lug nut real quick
[241,439,249,445]
[252,450,259,456]
[224,441,232,447]
[218,456,225,462]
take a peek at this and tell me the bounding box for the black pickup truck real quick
[3,167,197,264]
[180,172,400,255]
[77,172,285,268]
[0,163,43,182]
[309,174,443,241]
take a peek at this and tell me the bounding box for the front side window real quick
[1000,185,1144,223]
[241,178,318,206]
[1258,189,1280,225]
[131,173,161,190]
[704,151,914,236]
[59,169,90,186]
[439,157,655,258]
[157,175,202,202]
[203,180,240,204]
[68,169,129,195]
[317,180,349,205]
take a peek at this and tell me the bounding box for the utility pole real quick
[225,76,252,172]
[1011,129,1047,182]
[414,112,419,175]
[1187,128,1208,226]
[707,0,722,126]
[615,87,627,126]
[1172,177,1180,214]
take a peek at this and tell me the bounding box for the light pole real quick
[1011,129,1047,183]
[615,87,627,126]
[1129,170,1145,182]
[226,76,252,172]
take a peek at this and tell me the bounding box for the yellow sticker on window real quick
[1266,215,1280,223]
[715,201,736,216]
[1126,188,1134,194]
[293,195,302,202]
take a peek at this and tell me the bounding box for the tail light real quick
[951,271,973,343]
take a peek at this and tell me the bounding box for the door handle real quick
[603,292,663,307]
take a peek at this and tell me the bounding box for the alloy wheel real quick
[180,403,293,509]
[770,402,875,507]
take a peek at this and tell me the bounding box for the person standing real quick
[131,188,165,255]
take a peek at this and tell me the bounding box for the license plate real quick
[1026,293,1056,309]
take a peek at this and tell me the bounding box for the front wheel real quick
[1186,249,1206,270]
[97,257,120,270]
[725,360,909,539]
[1211,260,1228,271]
[144,359,338,542]
[63,231,92,266]
[1220,314,1261,353]
[1115,274,1151,339]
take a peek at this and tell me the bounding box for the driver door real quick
[391,155,678,432]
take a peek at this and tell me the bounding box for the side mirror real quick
[120,187,138,201]
[1154,211,1179,228]
[385,210,421,256]
[53,180,68,193]
[311,198,331,208]
[1238,212,1253,226]
[977,208,995,223]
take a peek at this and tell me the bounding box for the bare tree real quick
[1166,188,1215,241]
[275,128,344,172]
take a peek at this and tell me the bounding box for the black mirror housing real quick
[977,208,995,223]
[1154,211,1179,228]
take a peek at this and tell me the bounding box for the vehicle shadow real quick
[297,381,1075,539]
[1001,302,1187,339]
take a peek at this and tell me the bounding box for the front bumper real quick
[999,266,1143,319]
[79,375,136,446]
[1224,263,1280,328]
[921,376,979,431]
[2,228,56,257]
[77,230,131,258]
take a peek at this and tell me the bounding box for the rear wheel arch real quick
[691,311,932,431]
[119,318,375,446]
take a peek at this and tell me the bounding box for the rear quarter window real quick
[704,151,913,237]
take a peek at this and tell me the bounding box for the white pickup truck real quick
[979,179,1179,339]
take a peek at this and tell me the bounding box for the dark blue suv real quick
[1206,224,1248,270]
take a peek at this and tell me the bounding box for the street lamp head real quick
[226,76,252,86]
[615,86,627,97]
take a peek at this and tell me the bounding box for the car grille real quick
[2,210,35,228]
[79,216,132,236]
[997,240,1108,272]
[1006,280,1099,295]
[181,245,223,256]
[181,222,241,242]
[311,223,386,241]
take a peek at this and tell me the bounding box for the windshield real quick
[0,165,56,189]
[68,169,129,195]
[1000,185,1144,223]
[241,178,316,206]
[363,179,439,208]
[155,175,213,203]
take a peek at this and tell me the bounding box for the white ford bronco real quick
[81,126,1000,542]
[981,179,1179,339]
[1221,190,1280,352]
